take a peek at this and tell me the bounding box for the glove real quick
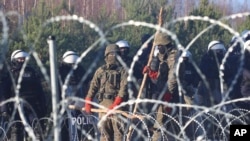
[85,97,92,114]
[109,96,123,110]
[142,66,158,80]
[163,93,172,113]
[142,66,151,74]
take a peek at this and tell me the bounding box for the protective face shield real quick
[62,51,79,64]
[181,50,192,58]
[116,40,130,58]
[241,30,250,41]
[11,50,29,69]
[181,50,192,62]
[207,40,226,59]
[230,35,242,55]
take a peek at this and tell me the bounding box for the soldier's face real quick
[106,52,117,65]
[157,45,166,54]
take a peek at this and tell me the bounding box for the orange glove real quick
[142,66,158,80]
[85,97,92,114]
[163,93,172,113]
[109,96,123,109]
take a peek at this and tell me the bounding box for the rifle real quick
[126,7,164,141]
[68,105,144,120]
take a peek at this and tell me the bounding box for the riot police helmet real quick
[62,51,79,64]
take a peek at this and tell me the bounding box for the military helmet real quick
[105,44,119,56]
[207,40,226,51]
[116,40,130,48]
[11,50,29,62]
[154,32,171,46]
[62,51,79,64]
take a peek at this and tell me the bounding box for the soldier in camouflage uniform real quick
[143,32,183,141]
[84,44,128,141]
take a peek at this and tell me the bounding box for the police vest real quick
[11,67,40,99]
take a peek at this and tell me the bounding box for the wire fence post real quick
[47,35,60,141]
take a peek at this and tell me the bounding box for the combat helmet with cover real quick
[154,32,171,46]
[105,44,120,56]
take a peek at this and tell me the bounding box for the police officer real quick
[84,44,128,141]
[241,40,250,98]
[115,40,131,64]
[180,50,199,112]
[59,51,89,101]
[227,30,250,110]
[195,40,231,140]
[241,40,250,109]
[0,64,6,115]
[2,50,46,141]
[143,32,183,141]
[227,35,243,103]
[196,40,230,107]
[179,50,200,140]
[0,63,9,141]
[59,51,93,141]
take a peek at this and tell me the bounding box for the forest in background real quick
[1,0,250,68]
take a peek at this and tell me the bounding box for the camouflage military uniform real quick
[143,32,183,141]
[85,44,128,141]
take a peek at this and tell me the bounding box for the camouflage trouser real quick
[152,104,167,141]
[99,99,124,141]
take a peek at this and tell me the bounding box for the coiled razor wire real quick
[1,11,250,141]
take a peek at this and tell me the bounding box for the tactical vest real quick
[97,65,123,101]
[11,67,40,100]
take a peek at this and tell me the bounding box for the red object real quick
[109,96,123,109]
[142,66,158,80]
[148,71,158,80]
[142,66,150,74]
[163,93,172,113]
[85,97,92,113]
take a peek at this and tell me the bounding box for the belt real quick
[103,94,115,100]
